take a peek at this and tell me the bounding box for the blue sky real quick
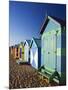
[9,1,66,46]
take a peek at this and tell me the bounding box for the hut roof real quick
[20,42,24,46]
[14,44,19,48]
[40,15,66,34]
[30,38,41,48]
[24,40,31,46]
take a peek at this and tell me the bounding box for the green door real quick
[44,31,57,73]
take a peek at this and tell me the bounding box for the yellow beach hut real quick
[19,42,24,61]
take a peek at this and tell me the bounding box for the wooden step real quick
[38,70,59,84]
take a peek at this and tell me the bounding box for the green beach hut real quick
[40,15,66,85]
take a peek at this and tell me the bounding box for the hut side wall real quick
[60,26,66,84]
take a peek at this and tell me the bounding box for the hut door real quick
[45,32,57,72]
[32,48,37,68]
[45,33,52,70]
[25,45,29,62]
[44,33,49,69]
[20,48,22,58]
[49,32,56,72]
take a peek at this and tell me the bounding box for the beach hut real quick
[9,46,15,58]
[30,38,41,69]
[19,42,24,61]
[10,46,13,55]
[10,46,14,55]
[9,46,14,59]
[14,44,20,59]
[24,40,31,63]
[40,15,66,85]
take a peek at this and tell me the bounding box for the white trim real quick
[48,16,61,27]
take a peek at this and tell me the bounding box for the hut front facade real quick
[40,16,66,84]
[30,38,41,69]
[13,44,20,59]
[19,42,24,61]
[24,40,31,63]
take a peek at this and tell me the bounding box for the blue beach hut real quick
[30,38,41,69]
